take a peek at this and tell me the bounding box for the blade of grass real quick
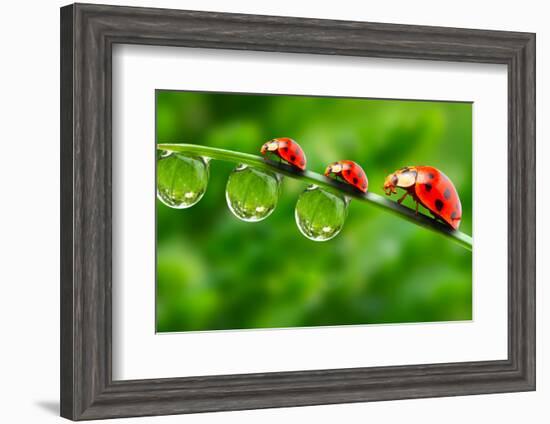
[158,143,473,251]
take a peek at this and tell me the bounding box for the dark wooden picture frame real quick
[60,3,536,420]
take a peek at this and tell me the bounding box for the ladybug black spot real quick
[451,211,458,219]
[444,188,451,200]
[353,177,358,184]
[428,173,435,179]
[424,183,432,192]
[290,155,296,161]
[435,199,444,211]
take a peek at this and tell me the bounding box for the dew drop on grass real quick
[226,164,281,222]
[295,185,349,242]
[157,152,209,209]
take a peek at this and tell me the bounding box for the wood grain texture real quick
[60,3,536,420]
[60,4,75,419]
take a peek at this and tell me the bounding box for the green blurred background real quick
[156,90,472,333]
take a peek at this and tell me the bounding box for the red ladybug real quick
[324,160,368,193]
[260,137,306,170]
[383,166,462,230]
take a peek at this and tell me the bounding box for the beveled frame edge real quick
[60,3,535,420]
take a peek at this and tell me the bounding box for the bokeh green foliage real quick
[156,90,472,332]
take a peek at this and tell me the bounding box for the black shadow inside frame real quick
[60,3,535,421]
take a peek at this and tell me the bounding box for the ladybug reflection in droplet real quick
[383,166,462,230]
[324,160,368,193]
[260,137,307,171]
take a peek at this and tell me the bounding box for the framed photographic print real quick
[60,3,536,420]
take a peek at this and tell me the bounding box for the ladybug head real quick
[384,168,417,195]
[383,173,399,195]
[261,140,279,155]
[324,162,342,176]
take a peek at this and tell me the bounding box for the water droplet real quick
[295,185,348,241]
[159,149,172,158]
[157,153,209,208]
[226,165,280,222]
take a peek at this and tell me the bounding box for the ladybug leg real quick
[397,192,409,204]
[272,155,283,165]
